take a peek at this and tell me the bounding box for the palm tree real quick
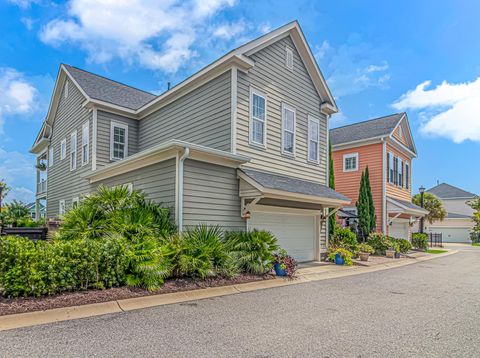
[412,192,446,224]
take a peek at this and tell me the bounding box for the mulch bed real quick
[0,274,273,317]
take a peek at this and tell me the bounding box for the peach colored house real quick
[330,113,427,240]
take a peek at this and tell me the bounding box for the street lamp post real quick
[419,186,425,233]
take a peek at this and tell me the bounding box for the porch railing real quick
[37,179,47,195]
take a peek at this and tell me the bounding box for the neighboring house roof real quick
[427,183,477,199]
[330,113,404,146]
[63,65,156,110]
[386,196,429,216]
[239,168,350,203]
[446,212,472,219]
[337,209,358,218]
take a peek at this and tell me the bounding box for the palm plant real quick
[59,204,107,240]
[5,200,29,227]
[224,230,279,274]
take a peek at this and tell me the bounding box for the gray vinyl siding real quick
[183,159,245,231]
[139,70,232,151]
[96,110,139,168]
[236,35,328,184]
[46,79,92,218]
[94,159,176,212]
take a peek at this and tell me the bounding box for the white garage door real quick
[249,211,316,262]
[389,222,409,239]
[429,227,471,243]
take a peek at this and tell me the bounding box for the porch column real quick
[35,198,40,220]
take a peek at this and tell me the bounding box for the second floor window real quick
[48,146,54,167]
[82,121,89,166]
[70,131,77,171]
[250,90,266,146]
[59,199,65,215]
[281,104,295,155]
[343,153,358,172]
[308,116,320,162]
[60,139,66,160]
[110,122,128,160]
[405,162,410,189]
[388,152,406,188]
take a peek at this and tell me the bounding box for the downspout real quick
[177,147,190,232]
[325,112,331,252]
[382,138,387,233]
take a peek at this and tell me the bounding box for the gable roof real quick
[330,113,404,146]
[63,65,156,110]
[427,183,477,199]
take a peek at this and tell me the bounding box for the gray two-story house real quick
[30,21,350,262]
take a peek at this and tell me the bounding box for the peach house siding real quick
[332,143,384,232]
[386,143,412,202]
[392,125,408,147]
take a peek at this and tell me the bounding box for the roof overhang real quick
[84,140,251,183]
[237,171,350,208]
[387,196,428,217]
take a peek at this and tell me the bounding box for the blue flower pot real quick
[334,253,345,265]
[274,262,287,276]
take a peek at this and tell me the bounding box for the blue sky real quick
[1,0,479,203]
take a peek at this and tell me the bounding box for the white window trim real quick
[59,199,65,215]
[405,161,410,189]
[110,121,129,161]
[388,151,394,183]
[281,103,296,156]
[249,87,267,148]
[81,121,89,166]
[307,115,320,163]
[72,197,79,209]
[343,153,359,172]
[285,46,294,70]
[70,130,77,171]
[48,146,54,167]
[398,157,403,187]
[60,138,66,160]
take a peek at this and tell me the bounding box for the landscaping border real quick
[0,250,457,332]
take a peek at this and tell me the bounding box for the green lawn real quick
[472,243,480,247]
[426,249,448,254]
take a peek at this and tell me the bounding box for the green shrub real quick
[387,238,401,253]
[412,233,429,251]
[330,227,358,254]
[224,230,279,274]
[390,238,412,254]
[358,243,374,254]
[367,232,390,255]
[0,236,128,297]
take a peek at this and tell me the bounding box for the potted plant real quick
[35,162,47,171]
[358,243,374,262]
[328,247,353,266]
[386,240,400,258]
[273,249,297,278]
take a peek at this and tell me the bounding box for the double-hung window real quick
[81,121,89,166]
[388,152,394,183]
[398,157,403,187]
[250,89,266,147]
[48,146,54,167]
[308,116,320,162]
[281,104,295,155]
[405,162,410,189]
[70,131,77,171]
[343,153,358,172]
[110,122,128,160]
[60,139,66,160]
[59,200,65,215]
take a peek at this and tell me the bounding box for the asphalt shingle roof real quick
[64,64,156,110]
[240,168,350,202]
[388,197,429,213]
[330,113,404,146]
[427,183,476,199]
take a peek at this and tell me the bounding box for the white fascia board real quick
[387,136,417,158]
[84,140,251,183]
[331,136,387,151]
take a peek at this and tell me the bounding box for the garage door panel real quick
[249,212,315,262]
[428,227,471,243]
[389,222,409,239]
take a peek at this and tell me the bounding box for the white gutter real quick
[382,138,387,233]
[177,147,190,232]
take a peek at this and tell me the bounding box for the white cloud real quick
[21,17,34,30]
[40,0,238,73]
[0,148,36,204]
[0,68,38,134]
[392,78,480,143]
[315,37,390,98]
[213,20,246,40]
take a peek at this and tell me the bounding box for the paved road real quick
[2,245,479,357]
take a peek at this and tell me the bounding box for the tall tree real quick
[468,197,480,237]
[412,192,446,224]
[356,167,375,241]
[328,140,336,235]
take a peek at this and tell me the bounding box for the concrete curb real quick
[0,250,457,332]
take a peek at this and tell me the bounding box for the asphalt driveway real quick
[1,245,479,357]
